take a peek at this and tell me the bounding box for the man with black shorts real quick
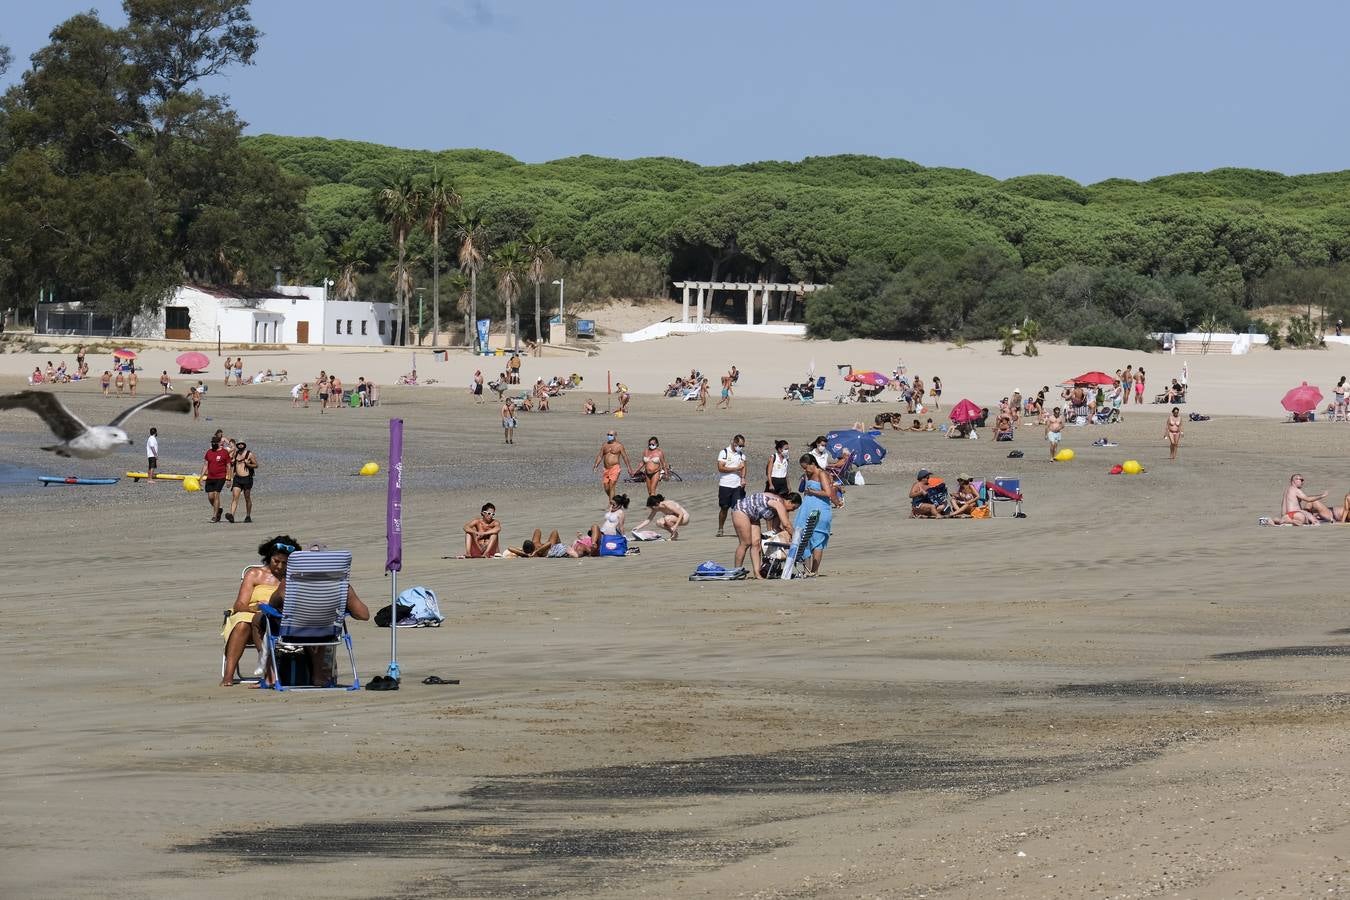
[201,437,231,523]
[145,427,159,480]
[226,440,258,523]
[716,434,747,537]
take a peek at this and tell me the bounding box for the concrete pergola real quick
[673,281,829,326]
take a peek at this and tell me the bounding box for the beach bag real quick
[599,534,628,557]
[375,602,414,628]
[852,471,865,486]
[397,585,443,625]
[689,561,749,581]
[971,506,990,519]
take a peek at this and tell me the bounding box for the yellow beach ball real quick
[182,476,201,492]
[1122,459,1142,475]
[614,411,625,418]
[359,462,380,476]
[1054,448,1075,462]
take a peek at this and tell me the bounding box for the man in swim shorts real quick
[1044,406,1064,459]
[227,440,258,523]
[592,430,630,505]
[463,502,502,556]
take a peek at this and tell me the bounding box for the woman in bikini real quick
[638,437,668,496]
[1165,406,1183,459]
[637,494,690,540]
[221,535,298,686]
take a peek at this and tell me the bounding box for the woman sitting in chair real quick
[221,536,298,687]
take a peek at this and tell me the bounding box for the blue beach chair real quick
[258,550,361,691]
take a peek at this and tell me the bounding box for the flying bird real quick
[0,391,192,458]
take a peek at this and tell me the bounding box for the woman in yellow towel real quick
[220,535,298,686]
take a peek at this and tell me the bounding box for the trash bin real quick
[494,348,505,357]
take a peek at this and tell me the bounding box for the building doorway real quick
[297,321,309,344]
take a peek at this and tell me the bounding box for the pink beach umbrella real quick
[176,351,210,373]
[948,398,982,424]
[1281,382,1323,413]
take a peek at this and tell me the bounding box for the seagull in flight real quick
[0,391,192,458]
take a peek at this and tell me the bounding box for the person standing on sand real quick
[1135,367,1146,405]
[188,383,202,419]
[127,366,138,396]
[593,430,630,504]
[1165,406,1183,460]
[473,370,485,403]
[765,439,791,494]
[716,434,747,537]
[930,376,942,411]
[1122,365,1134,405]
[201,436,231,523]
[501,398,517,444]
[697,377,709,411]
[114,370,125,396]
[101,370,111,398]
[226,440,258,523]
[716,374,732,409]
[1045,407,1064,459]
[146,427,159,480]
[223,357,234,387]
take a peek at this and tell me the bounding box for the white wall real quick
[131,286,395,346]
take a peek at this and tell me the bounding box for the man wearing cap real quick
[950,474,979,517]
[592,429,630,505]
[909,469,947,518]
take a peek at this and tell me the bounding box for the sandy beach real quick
[2,335,1349,898]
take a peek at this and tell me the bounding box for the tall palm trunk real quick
[395,236,406,345]
[534,281,541,343]
[431,221,440,347]
[469,268,478,350]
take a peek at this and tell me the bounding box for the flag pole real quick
[385,418,404,681]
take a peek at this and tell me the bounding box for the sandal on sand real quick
[365,675,400,691]
[422,675,459,685]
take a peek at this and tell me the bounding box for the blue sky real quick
[3,0,1347,183]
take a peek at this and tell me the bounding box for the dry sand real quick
[1,335,1349,898]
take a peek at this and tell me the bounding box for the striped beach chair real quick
[259,550,360,691]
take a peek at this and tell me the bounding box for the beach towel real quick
[689,561,749,581]
[630,530,664,541]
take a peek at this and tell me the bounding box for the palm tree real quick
[375,175,423,345]
[1022,319,1040,357]
[443,270,470,342]
[454,211,488,349]
[333,239,365,301]
[494,243,527,350]
[423,169,460,348]
[521,228,553,343]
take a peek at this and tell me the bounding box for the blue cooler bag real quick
[599,534,628,557]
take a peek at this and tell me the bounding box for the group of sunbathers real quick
[461,491,693,559]
[909,469,985,519]
[1261,473,1350,525]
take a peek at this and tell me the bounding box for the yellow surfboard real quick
[125,472,189,482]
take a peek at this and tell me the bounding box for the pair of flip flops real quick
[422,675,459,685]
[365,675,400,691]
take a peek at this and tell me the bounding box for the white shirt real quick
[717,446,746,488]
[811,447,831,469]
[146,434,159,458]
[770,451,789,479]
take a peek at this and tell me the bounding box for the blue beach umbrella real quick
[825,428,887,467]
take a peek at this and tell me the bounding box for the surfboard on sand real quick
[40,476,120,486]
[125,472,189,481]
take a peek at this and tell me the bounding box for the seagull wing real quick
[0,390,91,442]
[107,393,192,428]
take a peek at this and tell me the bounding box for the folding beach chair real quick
[988,477,1026,518]
[258,550,360,691]
[762,510,820,579]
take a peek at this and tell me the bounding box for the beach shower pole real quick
[385,418,404,681]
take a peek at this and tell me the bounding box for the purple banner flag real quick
[386,418,403,573]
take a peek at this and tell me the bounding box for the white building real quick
[129,285,397,346]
